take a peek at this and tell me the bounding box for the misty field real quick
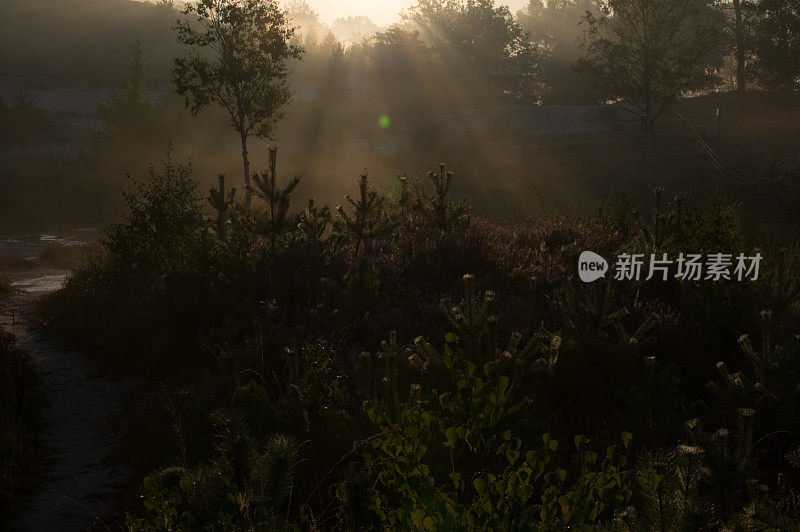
[2,0,800,530]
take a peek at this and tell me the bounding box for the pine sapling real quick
[297,198,331,245]
[395,174,418,221]
[208,173,236,242]
[297,198,332,301]
[250,146,300,249]
[425,163,469,231]
[334,172,395,259]
[634,187,685,253]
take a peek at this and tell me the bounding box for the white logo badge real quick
[578,251,608,283]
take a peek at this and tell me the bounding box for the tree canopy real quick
[748,0,800,91]
[408,0,543,103]
[575,0,723,148]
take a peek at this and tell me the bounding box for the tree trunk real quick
[216,212,227,242]
[240,132,252,208]
[733,0,746,97]
[643,86,654,163]
[643,117,654,164]
[268,146,278,250]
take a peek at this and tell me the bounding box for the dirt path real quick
[1,288,135,531]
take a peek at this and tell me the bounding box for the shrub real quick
[0,330,43,515]
[0,89,54,142]
[0,274,11,294]
[40,154,800,529]
[127,411,297,530]
[41,150,217,369]
[338,276,633,529]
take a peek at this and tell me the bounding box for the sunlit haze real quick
[3,0,800,528]
[295,0,528,26]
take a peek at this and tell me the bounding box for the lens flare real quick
[378,114,392,130]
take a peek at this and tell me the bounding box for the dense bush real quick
[41,153,800,528]
[41,151,222,370]
[338,277,633,530]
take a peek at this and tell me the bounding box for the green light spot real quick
[378,114,392,130]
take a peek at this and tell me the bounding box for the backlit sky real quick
[297,0,528,26]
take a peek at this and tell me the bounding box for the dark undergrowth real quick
[0,328,44,520]
[40,150,800,529]
[0,274,11,294]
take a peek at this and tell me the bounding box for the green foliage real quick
[409,0,543,102]
[559,280,655,369]
[296,198,331,246]
[709,312,800,428]
[576,0,723,144]
[95,41,162,146]
[173,0,301,132]
[340,276,633,529]
[128,411,297,531]
[517,0,603,104]
[627,446,713,530]
[41,153,800,530]
[394,174,417,220]
[766,159,800,232]
[42,149,214,368]
[208,174,236,242]
[620,357,681,438]
[629,404,800,529]
[731,483,800,531]
[173,0,303,204]
[283,341,349,435]
[688,414,755,519]
[334,173,396,258]
[670,193,752,344]
[104,151,206,279]
[0,88,54,142]
[291,198,336,302]
[250,147,301,249]
[747,0,800,91]
[611,193,635,239]
[424,163,470,232]
[628,410,784,530]
[633,187,685,253]
[676,193,742,255]
[764,242,800,324]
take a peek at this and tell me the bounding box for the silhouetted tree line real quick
[75,0,800,169]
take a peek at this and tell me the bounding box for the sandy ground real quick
[1,269,135,530]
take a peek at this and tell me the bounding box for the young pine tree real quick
[208,174,236,242]
[334,173,396,258]
[250,146,300,249]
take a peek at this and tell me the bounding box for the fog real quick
[4,1,800,529]
[1,0,798,233]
